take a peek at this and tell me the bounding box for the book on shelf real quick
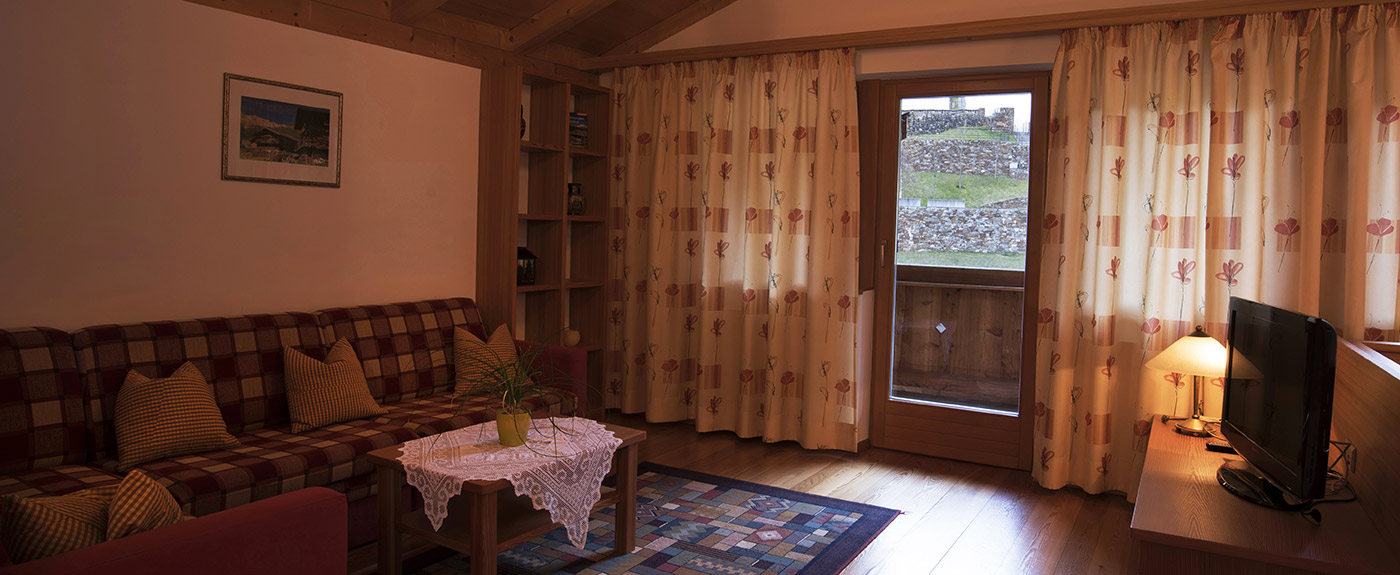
[569,112,588,148]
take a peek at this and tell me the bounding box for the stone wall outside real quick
[899,139,1031,179]
[897,206,1028,254]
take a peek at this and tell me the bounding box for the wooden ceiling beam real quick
[586,0,1370,70]
[183,0,599,84]
[505,0,621,53]
[388,0,450,24]
[601,0,739,59]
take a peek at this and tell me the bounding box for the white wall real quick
[649,0,1173,77]
[0,0,482,329]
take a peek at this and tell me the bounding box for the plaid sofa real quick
[0,298,585,553]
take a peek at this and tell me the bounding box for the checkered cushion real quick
[0,482,114,564]
[107,469,182,540]
[73,313,323,460]
[114,362,240,472]
[373,391,577,437]
[284,339,387,432]
[0,328,87,473]
[314,298,487,404]
[0,465,121,499]
[97,418,416,516]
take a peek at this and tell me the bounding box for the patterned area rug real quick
[411,462,899,575]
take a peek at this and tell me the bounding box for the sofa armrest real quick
[9,488,346,575]
[516,340,588,415]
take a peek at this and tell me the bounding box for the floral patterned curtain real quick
[1039,6,1400,498]
[607,50,863,451]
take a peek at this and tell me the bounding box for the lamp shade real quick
[1144,326,1227,377]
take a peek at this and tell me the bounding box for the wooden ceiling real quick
[188,0,1369,81]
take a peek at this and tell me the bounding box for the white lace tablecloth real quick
[396,416,622,548]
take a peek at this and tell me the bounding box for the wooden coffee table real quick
[366,422,646,575]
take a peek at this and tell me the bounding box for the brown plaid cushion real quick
[74,313,324,460]
[0,465,121,499]
[115,362,240,472]
[314,298,488,403]
[284,339,387,433]
[107,469,181,540]
[0,482,115,564]
[0,328,87,473]
[453,325,534,397]
[98,418,416,515]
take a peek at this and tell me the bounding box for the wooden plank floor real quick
[603,413,1137,575]
[351,413,1137,574]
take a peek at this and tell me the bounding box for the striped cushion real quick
[284,339,386,433]
[107,470,181,540]
[0,483,115,564]
[453,325,533,396]
[115,362,240,472]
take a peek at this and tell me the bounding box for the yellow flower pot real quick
[497,411,532,447]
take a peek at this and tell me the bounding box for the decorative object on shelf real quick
[520,105,526,139]
[567,183,585,216]
[222,73,342,187]
[561,327,581,347]
[1145,325,1228,436]
[569,112,588,148]
[517,247,537,286]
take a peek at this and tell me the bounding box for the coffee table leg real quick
[469,490,498,575]
[377,466,403,575]
[613,443,639,556]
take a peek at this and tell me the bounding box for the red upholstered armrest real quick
[9,487,346,575]
[516,340,589,415]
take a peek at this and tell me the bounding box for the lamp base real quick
[1174,417,1211,437]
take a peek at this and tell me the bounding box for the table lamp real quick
[1145,325,1227,436]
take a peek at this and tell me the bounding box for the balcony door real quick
[869,73,1048,470]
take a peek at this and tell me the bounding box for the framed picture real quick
[222,74,342,187]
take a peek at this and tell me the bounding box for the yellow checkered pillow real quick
[0,484,115,563]
[115,362,240,472]
[107,470,182,540]
[453,325,532,396]
[284,338,387,433]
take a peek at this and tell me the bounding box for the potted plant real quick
[452,335,572,447]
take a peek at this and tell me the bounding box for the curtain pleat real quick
[1039,6,1400,498]
[608,50,863,451]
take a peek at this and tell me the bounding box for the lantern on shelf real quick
[517,247,537,286]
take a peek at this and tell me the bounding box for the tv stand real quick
[1216,459,1311,511]
[1130,418,1392,574]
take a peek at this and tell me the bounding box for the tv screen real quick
[1220,297,1336,502]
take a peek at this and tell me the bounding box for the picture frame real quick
[222,73,342,187]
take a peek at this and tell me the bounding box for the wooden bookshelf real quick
[476,65,613,417]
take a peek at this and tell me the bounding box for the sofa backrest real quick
[0,327,87,473]
[72,313,323,459]
[313,298,486,403]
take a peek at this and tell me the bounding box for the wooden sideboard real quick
[1129,418,1395,575]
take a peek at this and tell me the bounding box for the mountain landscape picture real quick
[239,96,331,166]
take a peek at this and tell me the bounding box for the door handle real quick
[880,241,887,268]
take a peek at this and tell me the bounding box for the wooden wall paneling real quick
[524,221,563,287]
[599,0,743,58]
[567,287,605,347]
[526,152,566,215]
[476,65,522,329]
[411,9,509,49]
[522,290,564,343]
[1332,339,1400,549]
[581,0,1372,69]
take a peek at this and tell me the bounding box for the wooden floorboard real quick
[349,413,1137,574]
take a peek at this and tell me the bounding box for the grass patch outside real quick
[896,251,1026,270]
[910,126,1017,142]
[898,171,1027,207]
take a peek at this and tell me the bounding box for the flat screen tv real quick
[1218,297,1336,509]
